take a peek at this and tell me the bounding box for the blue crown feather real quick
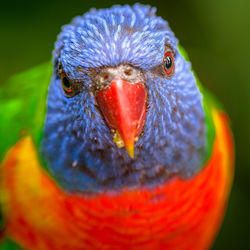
[54,4,177,79]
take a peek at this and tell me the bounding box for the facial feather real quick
[42,4,206,192]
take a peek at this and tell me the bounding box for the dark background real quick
[1,0,249,249]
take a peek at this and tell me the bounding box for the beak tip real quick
[126,144,135,158]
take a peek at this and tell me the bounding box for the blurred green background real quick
[1,0,249,249]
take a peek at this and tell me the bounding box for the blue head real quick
[42,4,206,193]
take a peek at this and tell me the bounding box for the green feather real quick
[178,43,217,165]
[0,238,21,250]
[0,62,52,162]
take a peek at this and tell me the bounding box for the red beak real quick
[96,79,147,158]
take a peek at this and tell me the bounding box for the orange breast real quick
[0,110,234,250]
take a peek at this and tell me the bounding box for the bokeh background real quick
[1,0,250,249]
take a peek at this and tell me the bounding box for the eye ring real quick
[164,51,175,76]
[61,72,74,97]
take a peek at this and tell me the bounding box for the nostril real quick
[101,73,109,82]
[124,69,132,76]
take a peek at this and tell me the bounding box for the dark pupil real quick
[63,76,71,89]
[165,55,172,70]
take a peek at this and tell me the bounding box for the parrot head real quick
[42,4,206,192]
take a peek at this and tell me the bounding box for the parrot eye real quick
[163,51,175,76]
[61,72,74,97]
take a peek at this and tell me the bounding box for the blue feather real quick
[42,4,206,192]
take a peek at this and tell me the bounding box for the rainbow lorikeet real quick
[0,4,234,250]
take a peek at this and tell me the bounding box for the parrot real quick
[0,4,234,250]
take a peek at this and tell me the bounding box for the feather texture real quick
[42,4,208,191]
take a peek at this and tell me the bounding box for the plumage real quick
[0,4,234,250]
[42,4,207,192]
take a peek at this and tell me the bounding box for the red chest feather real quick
[0,110,234,250]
